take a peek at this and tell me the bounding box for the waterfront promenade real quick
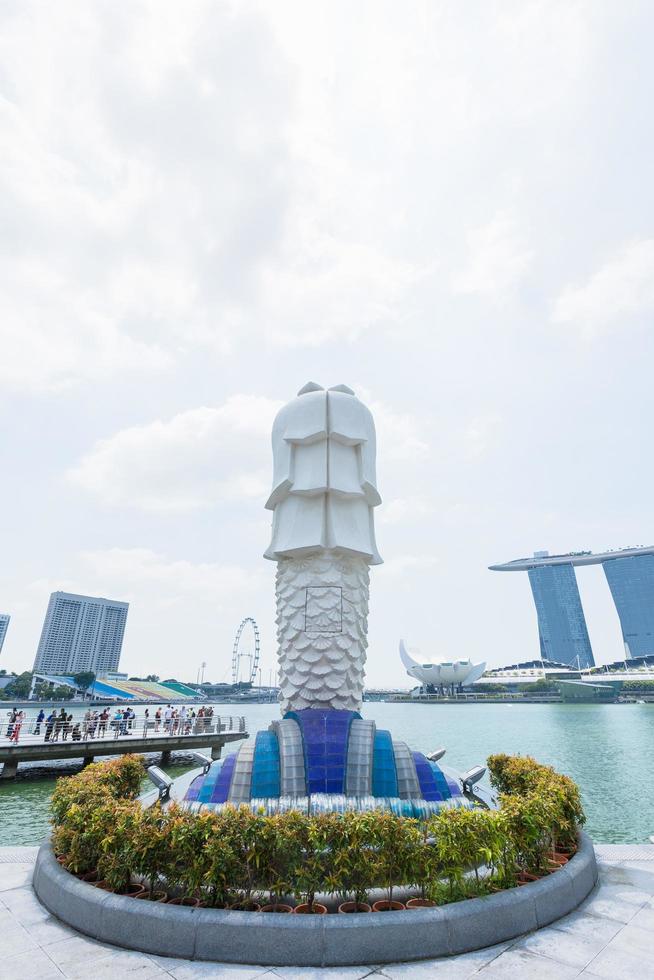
[0,714,247,778]
[0,844,652,978]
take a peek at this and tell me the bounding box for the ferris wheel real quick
[231,617,261,685]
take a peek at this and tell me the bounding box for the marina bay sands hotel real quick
[489,545,654,668]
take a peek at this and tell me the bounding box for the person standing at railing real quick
[9,710,24,742]
[83,709,91,738]
[164,704,173,734]
[98,708,109,737]
[143,708,150,736]
[6,708,17,739]
[154,707,162,733]
[52,708,66,742]
[35,708,45,736]
[44,710,56,742]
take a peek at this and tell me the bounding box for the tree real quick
[50,685,75,701]
[73,671,96,692]
[145,674,160,683]
[6,671,33,698]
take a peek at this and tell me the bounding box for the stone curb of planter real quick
[33,832,598,967]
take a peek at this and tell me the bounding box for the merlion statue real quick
[265,382,382,713]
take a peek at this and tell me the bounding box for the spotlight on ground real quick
[426,748,446,762]
[190,752,213,774]
[461,766,486,793]
[147,766,173,801]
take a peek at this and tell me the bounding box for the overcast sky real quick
[1,1,653,688]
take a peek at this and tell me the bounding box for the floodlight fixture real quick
[190,752,212,774]
[147,765,173,802]
[461,766,486,793]
[426,748,446,762]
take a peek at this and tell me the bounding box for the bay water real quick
[1,701,652,846]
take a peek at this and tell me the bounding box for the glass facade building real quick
[602,555,654,659]
[0,614,9,656]
[33,592,129,675]
[490,545,654,666]
[526,564,595,668]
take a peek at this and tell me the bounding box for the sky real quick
[1,0,654,688]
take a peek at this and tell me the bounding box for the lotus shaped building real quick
[399,641,486,692]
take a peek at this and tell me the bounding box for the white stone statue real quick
[265,383,383,714]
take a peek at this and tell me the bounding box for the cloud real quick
[463,414,502,460]
[364,395,431,463]
[453,212,533,298]
[376,554,439,578]
[78,547,265,603]
[553,239,654,336]
[378,497,434,525]
[67,395,282,512]
[0,1,294,392]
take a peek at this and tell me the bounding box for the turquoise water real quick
[1,701,652,845]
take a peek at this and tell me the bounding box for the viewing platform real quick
[0,715,247,779]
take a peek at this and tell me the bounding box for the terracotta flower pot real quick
[79,870,99,883]
[338,901,372,913]
[117,883,146,897]
[515,871,541,886]
[261,903,293,913]
[372,900,406,912]
[134,890,168,903]
[168,896,200,907]
[229,900,261,912]
[293,902,328,914]
[405,898,437,909]
[93,880,114,891]
[550,852,569,866]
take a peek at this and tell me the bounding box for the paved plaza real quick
[0,844,652,979]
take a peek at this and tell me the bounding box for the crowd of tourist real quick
[3,704,217,743]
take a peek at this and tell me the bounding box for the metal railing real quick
[0,711,246,745]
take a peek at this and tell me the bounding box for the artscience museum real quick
[399,640,486,694]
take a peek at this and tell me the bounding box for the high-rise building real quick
[33,592,129,676]
[0,614,10,655]
[526,562,594,668]
[490,545,654,666]
[602,554,654,659]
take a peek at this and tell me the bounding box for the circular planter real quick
[169,896,201,908]
[261,903,293,913]
[33,832,598,967]
[406,898,437,909]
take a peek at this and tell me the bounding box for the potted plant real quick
[128,803,172,901]
[286,811,328,914]
[96,800,142,894]
[371,812,418,911]
[167,807,214,906]
[255,813,295,913]
[204,811,242,908]
[332,812,374,913]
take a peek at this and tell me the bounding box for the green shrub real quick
[51,753,585,904]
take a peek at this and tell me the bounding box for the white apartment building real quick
[33,592,129,676]
[0,613,10,656]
